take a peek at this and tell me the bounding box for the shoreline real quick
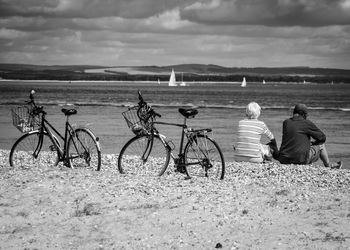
[1,79,346,85]
[2,148,349,172]
[1,104,349,169]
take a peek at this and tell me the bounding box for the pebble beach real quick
[1,149,349,249]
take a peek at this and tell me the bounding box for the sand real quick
[0,149,349,249]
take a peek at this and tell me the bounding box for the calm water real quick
[1,80,349,167]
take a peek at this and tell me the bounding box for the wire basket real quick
[122,106,153,135]
[11,106,36,133]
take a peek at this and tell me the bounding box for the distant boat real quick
[241,77,247,87]
[180,72,186,86]
[262,80,266,84]
[168,69,177,87]
[157,78,161,85]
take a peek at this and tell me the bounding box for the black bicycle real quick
[9,90,101,170]
[118,91,225,179]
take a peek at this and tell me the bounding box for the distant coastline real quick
[1,63,350,83]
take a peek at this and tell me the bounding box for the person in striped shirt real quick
[234,102,278,163]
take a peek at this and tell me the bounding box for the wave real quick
[1,100,349,112]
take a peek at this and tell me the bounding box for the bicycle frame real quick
[151,117,211,168]
[34,112,80,163]
[153,119,187,158]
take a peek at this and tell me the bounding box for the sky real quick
[0,0,350,69]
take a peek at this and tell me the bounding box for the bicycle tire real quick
[118,135,170,176]
[67,127,101,171]
[9,131,59,168]
[184,134,225,179]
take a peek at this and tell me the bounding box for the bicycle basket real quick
[122,106,153,135]
[11,106,36,133]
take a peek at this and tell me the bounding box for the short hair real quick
[293,103,308,116]
[246,102,261,119]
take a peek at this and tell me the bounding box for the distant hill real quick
[0,63,349,83]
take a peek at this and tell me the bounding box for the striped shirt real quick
[235,119,274,158]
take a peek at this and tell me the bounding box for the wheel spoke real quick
[10,132,59,168]
[68,128,101,170]
[185,135,225,179]
[118,135,170,176]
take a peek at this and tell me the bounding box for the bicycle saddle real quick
[61,108,77,116]
[178,108,198,119]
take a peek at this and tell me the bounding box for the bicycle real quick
[9,90,102,170]
[118,91,225,179]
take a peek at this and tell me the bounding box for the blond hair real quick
[246,102,261,119]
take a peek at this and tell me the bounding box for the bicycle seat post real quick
[178,117,187,157]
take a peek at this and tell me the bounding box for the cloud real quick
[0,0,349,68]
[182,0,350,27]
[0,0,194,19]
[0,27,27,39]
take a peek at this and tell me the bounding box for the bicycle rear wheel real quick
[118,135,170,176]
[184,134,225,179]
[9,131,59,168]
[67,128,101,170]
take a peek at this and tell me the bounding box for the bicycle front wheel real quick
[184,134,225,179]
[9,131,59,168]
[67,128,101,171]
[118,135,170,176]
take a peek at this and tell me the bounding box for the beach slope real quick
[0,149,349,249]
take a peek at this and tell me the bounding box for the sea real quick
[0,80,349,169]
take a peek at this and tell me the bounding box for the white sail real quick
[180,72,186,86]
[157,78,161,85]
[168,69,177,86]
[241,77,247,87]
[263,80,266,84]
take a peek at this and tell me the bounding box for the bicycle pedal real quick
[63,161,72,169]
[174,166,186,174]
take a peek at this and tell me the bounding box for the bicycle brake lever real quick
[154,111,161,118]
[27,90,35,104]
[29,90,35,100]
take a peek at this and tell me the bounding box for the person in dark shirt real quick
[278,104,342,169]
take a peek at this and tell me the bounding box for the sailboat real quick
[262,80,266,84]
[180,72,186,86]
[241,77,247,87]
[157,78,161,85]
[168,69,177,87]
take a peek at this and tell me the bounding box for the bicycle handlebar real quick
[27,90,46,115]
[137,90,161,118]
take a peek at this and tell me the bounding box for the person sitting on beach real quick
[234,102,278,163]
[277,104,342,169]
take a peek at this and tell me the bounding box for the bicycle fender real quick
[76,127,102,151]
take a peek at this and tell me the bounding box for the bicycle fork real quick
[32,131,45,159]
[140,133,171,163]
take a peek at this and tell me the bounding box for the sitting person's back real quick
[234,102,277,163]
[278,104,342,169]
[278,114,325,164]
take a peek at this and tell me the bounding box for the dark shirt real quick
[278,116,326,164]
